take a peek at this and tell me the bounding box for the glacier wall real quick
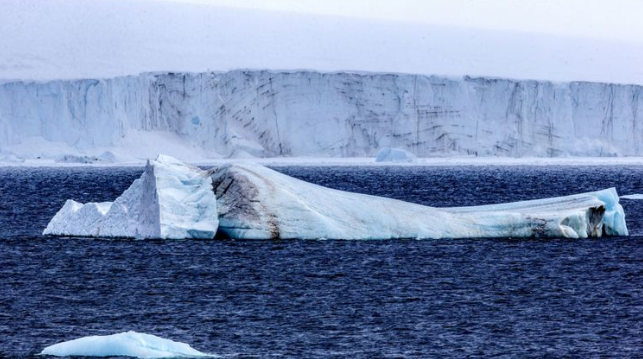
[1,70,642,158]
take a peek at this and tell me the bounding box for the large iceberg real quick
[40,331,211,358]
[212,162,628,239]
[44,155,629,240]
[43,155,218,239]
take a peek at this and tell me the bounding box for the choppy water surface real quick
[1,165,643,358]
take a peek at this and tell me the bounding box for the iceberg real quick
[375,148,416,163]
[620,194,643,200]
[212,162,628,239]
[43,155,218,239]
[44,155,629,240]
[40,331,211,358]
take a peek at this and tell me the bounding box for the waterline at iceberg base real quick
[44,155,629,240]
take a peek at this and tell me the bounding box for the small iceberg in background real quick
[40,331,212,358]
[620,194,643,200]
[375,147,416,163]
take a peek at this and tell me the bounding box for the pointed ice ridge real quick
[40,331,212,358]
[43,155,218,239]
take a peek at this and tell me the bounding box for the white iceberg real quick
[212,162,628,239]
[40,331,211,358]
[375,148,417,163]
[43,154,218,239]
[44,154,629,240]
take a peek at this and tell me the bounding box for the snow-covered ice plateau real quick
[40,331,211,358]
[43,155,218,239]
[45,155,628,240]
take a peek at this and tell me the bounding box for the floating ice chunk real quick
[620,194,643,200]
[40,331,211,358]
[375,148,416,163]
[43,155,218,239]
[212,162,628,239]
[98,151,118,163]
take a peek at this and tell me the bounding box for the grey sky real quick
[160,0,643,44]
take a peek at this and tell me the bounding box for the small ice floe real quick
[374,147,416,163]
[620,194,643,200]
[40,331,212,358]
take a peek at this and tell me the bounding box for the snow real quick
[40,331,211,358]
[375,148,416,163]
[43,155,218,239]
[212,162,628,240]
[1,0,642,84]
[621,194,643,200]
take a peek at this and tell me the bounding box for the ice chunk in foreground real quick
[212,163,628,239]
[375,147,416,163]
[43,155,218,239]
[40,331,211,358]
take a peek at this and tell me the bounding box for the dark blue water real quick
[1,165,643,358]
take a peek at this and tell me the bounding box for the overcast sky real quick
[2,0,642,83]
[160,0,643,44]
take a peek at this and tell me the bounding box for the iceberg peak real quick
[43,154,218,239]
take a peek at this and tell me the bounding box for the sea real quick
[1,165,642,358]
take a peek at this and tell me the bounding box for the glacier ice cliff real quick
[1,70,643,160]
[40,331,211,358]
[45,155,628,240]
